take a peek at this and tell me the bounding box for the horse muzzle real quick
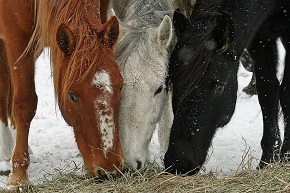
[93,160,125,179]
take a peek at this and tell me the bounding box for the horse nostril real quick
[120,161,125,171]
[136,160,142,170]
[97,168,107,179]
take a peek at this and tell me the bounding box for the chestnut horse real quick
[0,0,124,186]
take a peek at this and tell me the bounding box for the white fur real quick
[92,71,112,93]
[96,99,115,155]
[116,13,174,169]
[158,89,174,154]
[92,71,115,156]
[0,121,14,172]
[0,121,14,161]
[157,16,173,47]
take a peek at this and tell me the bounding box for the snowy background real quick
[0,43,285,189]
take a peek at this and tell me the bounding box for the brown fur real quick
[0,0,123,186]
[32,0,113,103]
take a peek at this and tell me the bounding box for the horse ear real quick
[56,24,76,55]
[99,16,119,47]
[173,10,189,38]
[212,11,234,52]
[157,15,173,48]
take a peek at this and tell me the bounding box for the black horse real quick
[165,0,289,175]
[240,50,257,95]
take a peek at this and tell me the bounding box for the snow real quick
[0,44,285,188]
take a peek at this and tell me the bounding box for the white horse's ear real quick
[157,15,173,48]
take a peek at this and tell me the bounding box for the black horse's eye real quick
[213,85,225,96]
[154,85,163,96]
[68,93,79,103]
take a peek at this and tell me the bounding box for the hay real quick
[2,162,290,193]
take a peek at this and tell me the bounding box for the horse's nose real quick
[96,168,117,180]
[96,168,107,179]
[95,161,126,179]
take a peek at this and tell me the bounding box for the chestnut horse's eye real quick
[68,93,79,103]
[154,85,163,96]
[120,85,123,92]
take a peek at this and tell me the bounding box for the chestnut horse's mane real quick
[29,0,109,104]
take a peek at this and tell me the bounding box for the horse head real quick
[165,10,238,175]
[55,16,124,177]
[116,15,173,169]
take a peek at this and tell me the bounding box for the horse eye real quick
[120,85,123,92]
[214,85,225,96]
[154,85,163,96]
[68,93,79,103]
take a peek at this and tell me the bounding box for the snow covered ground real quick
[0,44,285,188]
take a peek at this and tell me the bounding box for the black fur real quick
[165,0,289,175]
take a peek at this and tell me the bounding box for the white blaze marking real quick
[92,71,115,155]
[92,71,112,93]
[98,101,115,155]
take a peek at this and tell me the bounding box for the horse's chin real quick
[91,168,121,180]
[164,157,200,176]
[167,167,200,176]
[123,149,148,170]
[84,159,125,180]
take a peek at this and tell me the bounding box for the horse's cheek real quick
[59,102,79,127]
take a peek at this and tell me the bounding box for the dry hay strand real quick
[1,162,290,193]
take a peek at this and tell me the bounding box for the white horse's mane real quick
[115,0,175,66]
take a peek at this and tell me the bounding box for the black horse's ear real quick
[213,11,234,52]
[173,9,189,38]
[56,24,76,55]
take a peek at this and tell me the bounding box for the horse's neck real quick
[124,0,174,26]
[35,0,103,47]
[82,0,102,24]
[44,0,102,23]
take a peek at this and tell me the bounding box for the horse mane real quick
[174,0,196,18]
[115,0,175,69]
[169,0,230,101]
[121,0,174,26]
[116,28,159,71]
[29,0,112,105]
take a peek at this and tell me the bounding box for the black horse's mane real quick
[168,0,232,101]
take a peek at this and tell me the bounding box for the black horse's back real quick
[165,0,290,175]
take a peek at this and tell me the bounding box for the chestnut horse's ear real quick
[99,16,119,47]
[56,24,76,55]
[173,9,189,38]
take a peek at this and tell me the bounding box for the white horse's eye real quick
[154,85,163,96]
[68,93,79,103]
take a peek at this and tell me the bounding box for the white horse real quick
[111,0,175,169]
